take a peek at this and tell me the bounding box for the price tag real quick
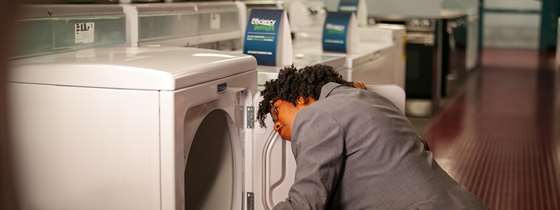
[74,22,95,44]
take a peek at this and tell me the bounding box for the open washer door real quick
[250,92,297,210]
[161,77,255,210]
[185,108,237,210]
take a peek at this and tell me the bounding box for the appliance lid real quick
[10,46,257,91]
[293,53,346,70]
[197,2,240,12]
[293,40,391,68]
[341,42,393,67]
[133,3,197,14]
[19,4,124,19]
[256,52,346,86]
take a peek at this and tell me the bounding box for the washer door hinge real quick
[246,192,254,210]
[246,106,255,129]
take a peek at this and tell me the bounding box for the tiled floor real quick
[422,49,560,210]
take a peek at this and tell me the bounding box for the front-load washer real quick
[8,46,257,210]
[118,5,349,209]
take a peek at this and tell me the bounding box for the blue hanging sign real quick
[243,9,283,66]
[322,12,351,53]
[338,0,359,13]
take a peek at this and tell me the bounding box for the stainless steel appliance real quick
[371,11,467,117]
[405,18,443,116]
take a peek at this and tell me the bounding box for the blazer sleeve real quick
[273,108,345,210]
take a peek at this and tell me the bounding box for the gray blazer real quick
[273,82,485,210]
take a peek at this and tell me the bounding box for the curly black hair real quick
[256,64,353,127]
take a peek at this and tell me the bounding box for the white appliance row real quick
[9,46,404,210]
[10,2,406,210]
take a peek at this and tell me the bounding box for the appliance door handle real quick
[262,131,287,210]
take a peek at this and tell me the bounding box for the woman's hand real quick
[353,81,367,89]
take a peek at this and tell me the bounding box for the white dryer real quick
[9,46,257,210]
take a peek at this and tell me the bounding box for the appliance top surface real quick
[256,52,347,74]
[293,39,393,65]
[20,4,124,19]
[10,46,257,91]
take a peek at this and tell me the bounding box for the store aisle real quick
[424,49,560,210]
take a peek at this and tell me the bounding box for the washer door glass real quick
[185,109,234,210]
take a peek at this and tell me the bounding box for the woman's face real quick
[270,97,315,141]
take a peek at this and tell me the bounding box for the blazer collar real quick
[319,82,343,100]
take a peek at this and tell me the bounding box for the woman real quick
[257,65,485,210]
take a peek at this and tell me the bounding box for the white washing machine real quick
[9,46,258,210]
[285,0,405,88]
[119,4,398,209]
[292,34,403,88]
[256,53,347,86]
[359,24,407,88]
[119,5,349,210]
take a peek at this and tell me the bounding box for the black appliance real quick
[373,15,467,116]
